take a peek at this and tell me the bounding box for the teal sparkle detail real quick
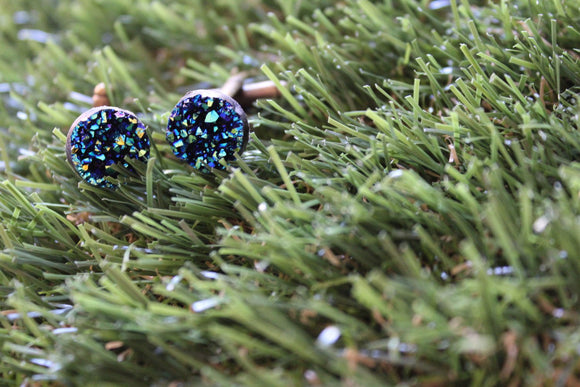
[205,110,219,123]
[166,93,247,171]
[68,107,150,189]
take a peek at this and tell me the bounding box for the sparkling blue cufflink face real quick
[66,107,151,189]
[166,90,249,171]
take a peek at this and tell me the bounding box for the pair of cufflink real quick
[66,75,281,189]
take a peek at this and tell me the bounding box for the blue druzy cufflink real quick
[166,90,249,171]
[66,106,150,189]
[166,74,282,171]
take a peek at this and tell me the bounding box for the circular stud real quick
[66,106,151,189]
[166,90,249,170]
[166,75,282,171]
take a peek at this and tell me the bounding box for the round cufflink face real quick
[166,90,249,171]
[66,107,150,189]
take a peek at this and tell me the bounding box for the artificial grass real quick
[1,0,579,385]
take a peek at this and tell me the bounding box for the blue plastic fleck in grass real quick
[66,106,150,189]
[166,90,249,171]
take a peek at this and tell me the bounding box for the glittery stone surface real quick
[166,92,248,171]
[67,107,150,189]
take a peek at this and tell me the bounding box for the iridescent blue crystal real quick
[67,107,150,189]
[166,92,248,171]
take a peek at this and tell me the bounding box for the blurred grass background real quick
[1,0,580,385]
